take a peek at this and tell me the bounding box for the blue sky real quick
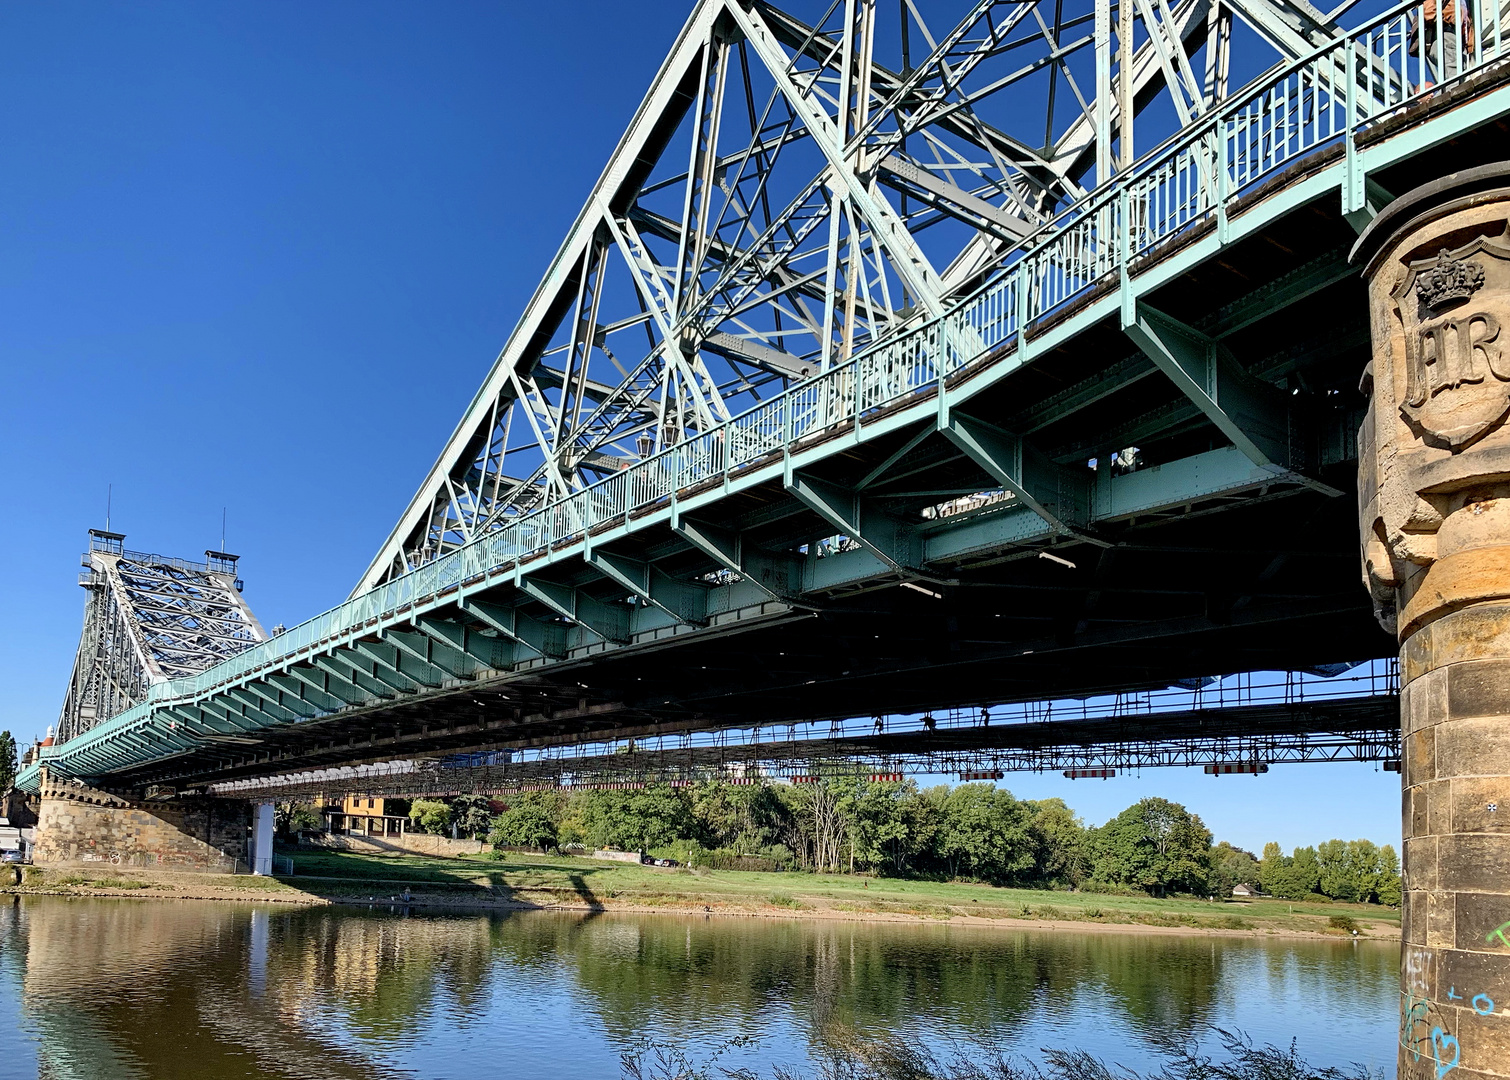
[0,2,1399,854]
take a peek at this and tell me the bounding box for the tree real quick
[1029,798,1087,886]
[1261,843,1322,900]
[936,784,1036,883]
[576,784,690,852]
[0,731,15,795]
[452,795,496,839]
[274,802,322,836]
[1259,841,1289,896]
[840,779,920,875]
[490,793,561,853]
[409,799,453,835]
[1376,844,1403,906]
[1092,798,1213,896]
[1210,841,1262,896]
[690,779,789,852]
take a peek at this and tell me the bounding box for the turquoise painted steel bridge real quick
[19,0,1510,795]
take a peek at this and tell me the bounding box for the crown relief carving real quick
[1416,248,1486,310]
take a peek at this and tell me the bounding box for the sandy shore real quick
[1,868,1399,942]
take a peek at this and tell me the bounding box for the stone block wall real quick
[1399,601,1510,1077]
[34,775,249,873]
[303,831,488,858]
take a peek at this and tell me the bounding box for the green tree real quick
[1259,841,1288,896]
[274,801,322,836]
[0,731,15,795]
[577,784,690,852]
[1376,844,1403,906]
[490,792,561,852]
[1210,841,1262,896]
[936,784,1036,883]
[1029,798,1087,886]
[1092,798,1213,896]
[690,780,789,852]
[1262,844,1322,900]
[409,799,453,835]
[840,779,920,875]
[451,795,496,839]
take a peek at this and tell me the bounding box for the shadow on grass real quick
[282,849,619,911]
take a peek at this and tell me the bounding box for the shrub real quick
[1329,914,1359,933]
[1078,879,1145,897]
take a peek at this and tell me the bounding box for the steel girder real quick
[55,532,268,744]
[354,0,1356,595]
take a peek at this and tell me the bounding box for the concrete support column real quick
[251,801,274,876]
[1355,166,1510,1079]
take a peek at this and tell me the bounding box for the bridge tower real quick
[1356,167,1510,1078]
[33,531,270,872]
[57,529,266,743]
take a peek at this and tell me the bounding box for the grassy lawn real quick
[278,848,1399,935]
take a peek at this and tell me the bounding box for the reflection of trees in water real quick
[12,897,432,1080]
[5,897,1399,1078]
[514,917,1249,1055]
[266,907,500,1042]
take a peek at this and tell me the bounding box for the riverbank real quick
[1,849,1400,939]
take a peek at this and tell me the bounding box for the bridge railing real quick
[28,0,1507,781]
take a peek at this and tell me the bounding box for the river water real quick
[0,896,1396,1079]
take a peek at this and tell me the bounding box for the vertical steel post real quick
[252,801,274,876]
[1096,0,1112,185]
[1118,0,1134,168]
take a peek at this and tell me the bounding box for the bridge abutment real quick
[33,771,251,873]
[1357,168,1510,1078]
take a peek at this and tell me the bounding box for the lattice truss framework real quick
[357,0,1367,593]
[57,534,268,743]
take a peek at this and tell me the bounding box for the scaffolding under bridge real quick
[204,684,1398,801]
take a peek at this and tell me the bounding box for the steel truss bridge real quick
[18,0,1510,798]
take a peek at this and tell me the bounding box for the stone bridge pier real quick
[1356,164,1510,1079]
[32,770,252,873]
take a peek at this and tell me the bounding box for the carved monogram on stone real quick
[1392,235,1510,450]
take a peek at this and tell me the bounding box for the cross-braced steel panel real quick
[56,531,268,743]
[355,0,1367,593]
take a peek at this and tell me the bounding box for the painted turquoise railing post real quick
[1217,117,1230,244]
[1117,185,1133,327]
[1014,257,1031,361]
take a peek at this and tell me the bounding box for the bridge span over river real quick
[15,2,1510,1072]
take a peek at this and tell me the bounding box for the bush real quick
[1329,914,1359,933]
[689,846,791,872]
[1078,879,1145,897]
[489,793,559,852]
[409,799,452,835]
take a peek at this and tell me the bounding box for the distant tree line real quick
[283,777,1400,905]
[1259,839,1401,905]
[421,778,1397,904]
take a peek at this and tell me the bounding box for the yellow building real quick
[322,795,408,837]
